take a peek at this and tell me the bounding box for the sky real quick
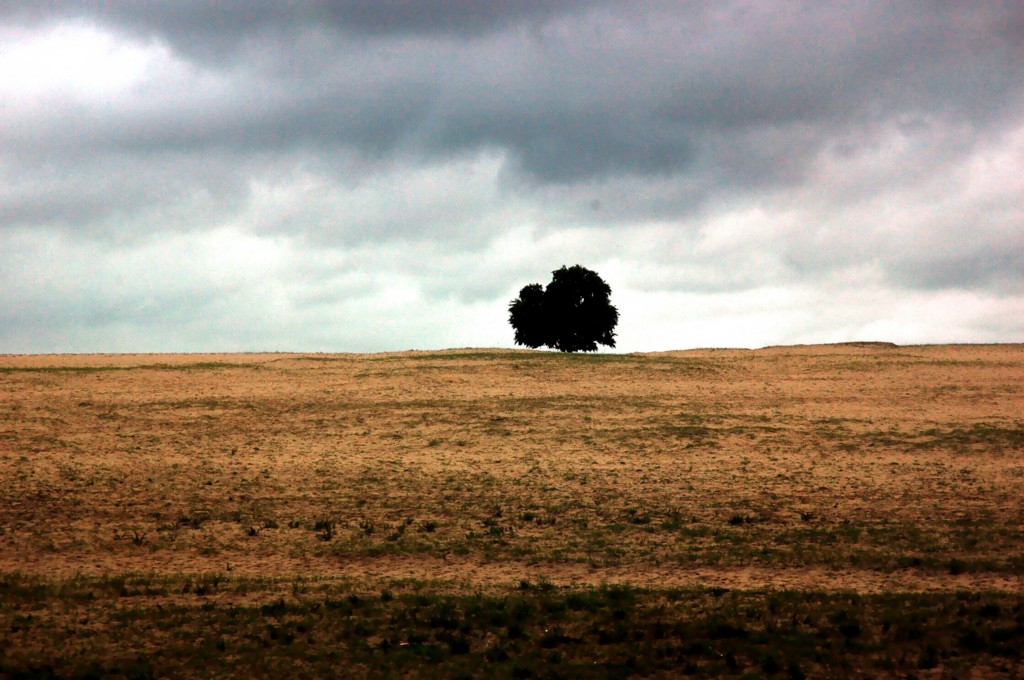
[2,2,1022,353]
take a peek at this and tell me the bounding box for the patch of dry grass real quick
[1,344,1022,675]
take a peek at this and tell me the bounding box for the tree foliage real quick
[508,265,619,353]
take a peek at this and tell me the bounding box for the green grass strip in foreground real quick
[1,577,1022,678]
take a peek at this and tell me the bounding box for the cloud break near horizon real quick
[2,2,1022,353]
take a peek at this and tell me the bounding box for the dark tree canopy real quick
[508,265,619,353]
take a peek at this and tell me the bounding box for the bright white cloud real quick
[0,23,159,101]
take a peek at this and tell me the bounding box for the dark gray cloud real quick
[0,1,612,61]
[7,2,1021,180]
[901,248,1024,293]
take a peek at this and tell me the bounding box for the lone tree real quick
[508,265,619,353]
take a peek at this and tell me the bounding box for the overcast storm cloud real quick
[2,1,1022,352]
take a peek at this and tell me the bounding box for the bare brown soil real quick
[1,344,1022,597]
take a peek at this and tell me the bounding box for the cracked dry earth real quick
[1,343,1022,600]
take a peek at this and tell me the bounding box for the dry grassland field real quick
[1,343,1022,678]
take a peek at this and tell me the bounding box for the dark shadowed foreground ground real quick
[1,344,1022,677]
